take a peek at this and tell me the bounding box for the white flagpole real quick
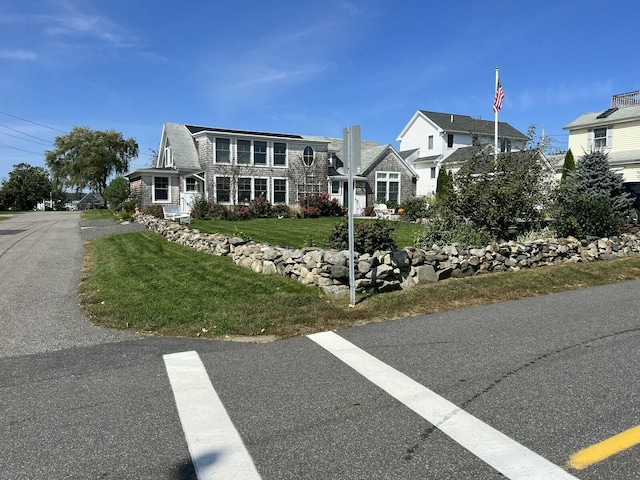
[494,67,499,159]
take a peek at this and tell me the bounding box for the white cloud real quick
[518,80,614,109]
[0,49,37,61]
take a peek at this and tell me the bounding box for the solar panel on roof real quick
[596,108,618,119]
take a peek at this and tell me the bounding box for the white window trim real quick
[587,125,613,150]
[236,139,252,165]
[214,137,231,164]
[272,177,288,204]
[253,140,268,166]
[234,176,269,203]
[152,175,171,203]
[375,171,401,203]
[214,175,232,204]
[164,145,173,167]
[272,142,288,168]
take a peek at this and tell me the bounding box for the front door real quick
[341,181,366,215]
[180,175,204,213]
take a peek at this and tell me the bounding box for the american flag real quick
[493,78,504,112]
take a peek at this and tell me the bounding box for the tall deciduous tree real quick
[45,127,138,198]
[0,163,53,210]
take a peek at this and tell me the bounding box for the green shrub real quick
[554,195,620,239]
[121,199,137,213]
[103,177,129,211]
[327,220,397,254]
[144,205,164,218]
[416,215,494,248]
[272,204,293,218]
[398,197,431,221]
[190,195,211,220]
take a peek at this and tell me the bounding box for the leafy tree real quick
[447,149,550,239]
[46,127,138,201]
[0,163,53,210]
[103,176,130,211]
[560,149,575,182]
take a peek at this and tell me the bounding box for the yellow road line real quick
[569,424,640,470]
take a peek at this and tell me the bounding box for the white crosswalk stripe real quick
[164,350,262,480]
[308,331,578,480]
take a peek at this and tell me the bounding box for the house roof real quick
[412,154,441,165]
[441,145,554,171]
[315,136,418,178]
[440,145,489,165]
[418,110,528,140]
[563,105,640,130]
[399,148,419,160]
[185,124,305,140]
[162,123,201,170]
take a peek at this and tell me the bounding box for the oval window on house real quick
[303,146,314,166]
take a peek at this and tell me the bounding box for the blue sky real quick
[1,0,639,182]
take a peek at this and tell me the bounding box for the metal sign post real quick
[343,126,361,307]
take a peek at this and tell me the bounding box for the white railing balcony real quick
[611,90,640,108]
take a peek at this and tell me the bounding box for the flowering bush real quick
[249,195,272,218]
[300,206,321,218]
[299,193,345,217]
[231,205,252,221]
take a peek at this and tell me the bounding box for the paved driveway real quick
[0,211,141,358]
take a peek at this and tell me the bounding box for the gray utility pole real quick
[343,126,361,306]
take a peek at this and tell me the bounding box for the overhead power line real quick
[0,143,45,155]
[0,124,54,145]
[0,111,68,134]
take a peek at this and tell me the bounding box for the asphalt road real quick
[2,211,640,479]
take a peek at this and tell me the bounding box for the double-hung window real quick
[254,141,267,165]
[237,177,252,203]
[237,140,251,164]
[216,176,231,202]
[273,178,287,203]
[588,126,612,150]
[216,138,230,163]
[153,176,170,202]
[447,134,454,148]
[428,135,434,149]
[274,142,287,166]
[594,127,607,149]
[254,178,268,199]
[376,172,400,202]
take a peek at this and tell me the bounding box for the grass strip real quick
[80,230,640,339]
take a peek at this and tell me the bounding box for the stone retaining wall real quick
[136,215,640,295]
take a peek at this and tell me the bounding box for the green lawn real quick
[80,229,640,339]
[191,217,420,249]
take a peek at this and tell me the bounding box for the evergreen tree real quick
[435,167,454,203]
[551,151,633,238]
[575,151,632,217]
[560,149,575,182]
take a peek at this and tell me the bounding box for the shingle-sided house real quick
[397,110,528,196]
[126,123,417,215]
[562,90,640,182]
